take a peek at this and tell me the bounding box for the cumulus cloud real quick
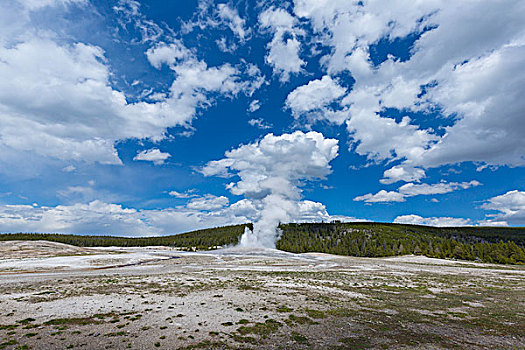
[394,190,525,227]
[0,1,262,169]
[186,195,229,211]
[202,131,339,247]
[202,131,338,198]
[419,44,525,168]
[354,180,481,203]
[354,190,405,203]
[398,181,481,197]
[380,166,426,185]
[393,214,472,227]
[0,201,149,235]
[259,7,305,82]
[133,149,171,165]
[291,0,525,181]
[145,41,191,69]
[481,190,525,225]
[285,75,347,123]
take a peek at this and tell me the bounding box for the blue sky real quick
[0,0,524,236]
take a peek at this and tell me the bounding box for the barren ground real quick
[0,241,524,349]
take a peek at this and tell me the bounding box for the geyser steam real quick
[202,131,339,248]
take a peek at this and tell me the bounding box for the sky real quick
[0,0,524,236]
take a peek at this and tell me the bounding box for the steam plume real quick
[202,131,339,248]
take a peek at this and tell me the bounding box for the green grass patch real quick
[291,331,308,343]
[276,305,293,312]
[0,339,17,350]
[305,308,326,319]
[237,319,282,336]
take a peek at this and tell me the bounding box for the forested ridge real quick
[1,222,524,264]
[0,224,248,250]
[277,223,525,265]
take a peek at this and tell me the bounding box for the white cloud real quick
[354,180,481,203]
[133,149,170,165]
[291,0,525,180]
[418,44,525,168]
[477,220,509,227]
[168,190,197,199]
[0,201,149,235]
[398,180,481,197]
[285,75,347,123]
[217,4,250,42]
[481,190,525,225]
[345,109,438,163]
[248,118,272,130]
[354,190,405,203]
[380,166,426,185]
[293,0,435,73]
[182,2,250,46]
[216,37,236,53]
[186,194,229,211]
[57,185,96,202]
[259,7,305,82]
[202,131,338,199]
[0,1,264,170]
[0,196,360,236]
[113,0,164,43]
[0,31,253,167]
[62,165,76,172]
[248,99,261,113]
[145,41,190,69]
[393,214,472,227]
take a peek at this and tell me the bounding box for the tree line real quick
[277,223,525,265]
[1,222,524,264]
[0,224,248,250]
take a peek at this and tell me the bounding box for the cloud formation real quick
[481,190,525,226]
[0,0,262,168]
[291,0,525,184]
[286,76,347,124]
[393,215,472,227]
[0,196,358,236]
[134,149,171,165]
[354,181,481,203]
[259,7,305,82]
[248,118,272,130]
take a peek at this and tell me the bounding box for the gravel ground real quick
[0,242,524,349]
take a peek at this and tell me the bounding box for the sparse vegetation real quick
[237,319,282,336]
[291,331,308,343]
[0,228,524,349]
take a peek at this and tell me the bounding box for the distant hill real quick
[1,222,524,264]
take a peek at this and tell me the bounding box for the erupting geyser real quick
[202,131,339,248]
